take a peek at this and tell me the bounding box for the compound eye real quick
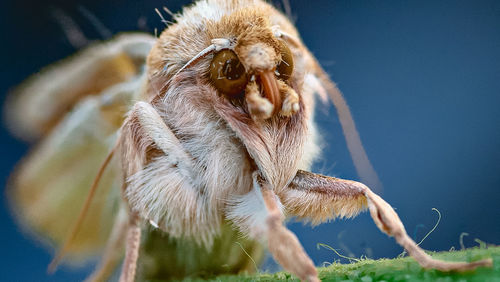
[209,49,248,98]
[276,41,294,81]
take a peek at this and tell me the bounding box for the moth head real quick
[156,9,300,120]
[147,5,313,189]
[209,40,294,107]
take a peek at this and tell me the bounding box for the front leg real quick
[227,173,318,282]
[120,101,195,178]
[279,170,492,272]
[120,213,141,282]
[262,186,318,282]
[119,102,223,280]
[118,101,197,282]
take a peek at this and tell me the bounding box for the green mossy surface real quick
[170,246,499,282]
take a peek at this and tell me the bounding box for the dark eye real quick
[209,49,248,97]
[276,41,294,81]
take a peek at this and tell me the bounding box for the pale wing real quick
[4,33,155,141]
[8,74,147,261]
[6,34,154,262]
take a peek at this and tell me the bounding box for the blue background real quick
[1,1,499,281]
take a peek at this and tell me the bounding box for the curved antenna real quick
[312,59,383,192]
[48,143,118,273]
[173,44,217,77]
[173,38,230,77]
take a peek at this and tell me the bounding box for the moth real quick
[5,0,492,281]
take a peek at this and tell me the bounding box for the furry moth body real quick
[6,0,492,281]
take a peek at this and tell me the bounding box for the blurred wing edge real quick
[4,32,155,142]
[5,33,154,263]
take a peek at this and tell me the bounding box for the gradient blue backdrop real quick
[1,1,499,281]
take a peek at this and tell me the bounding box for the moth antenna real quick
[78,6,113,39]
[173,44,216,77]
[273,27,301,49]
[151,40,228,107]
[48,144,117,273]
[313,60,383,192]
[174,38,231,77]
[50,7,89,49]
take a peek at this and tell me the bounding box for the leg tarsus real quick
[363,188,493,271]
[260,180,318,282]
[266,214,319,282]
[119,213,141,282]
[283,170,492,272]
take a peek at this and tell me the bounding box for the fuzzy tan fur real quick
[282,170,368,225]
[6,1,492,281]
[118,1,491,279]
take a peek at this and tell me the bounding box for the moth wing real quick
[4,33,155,141]
[6,34,154,262]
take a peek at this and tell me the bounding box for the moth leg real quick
[280,170,493,272]
[227,173,319,282]
[277,80,299,117]
[120,101,195,177]
[262,189,319,282]
[245,80,274,120]
[118,101,219,275]
[85,206,128,282]
[120,101,217,246]
[119,213,141,282]
[118,101,183,282]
